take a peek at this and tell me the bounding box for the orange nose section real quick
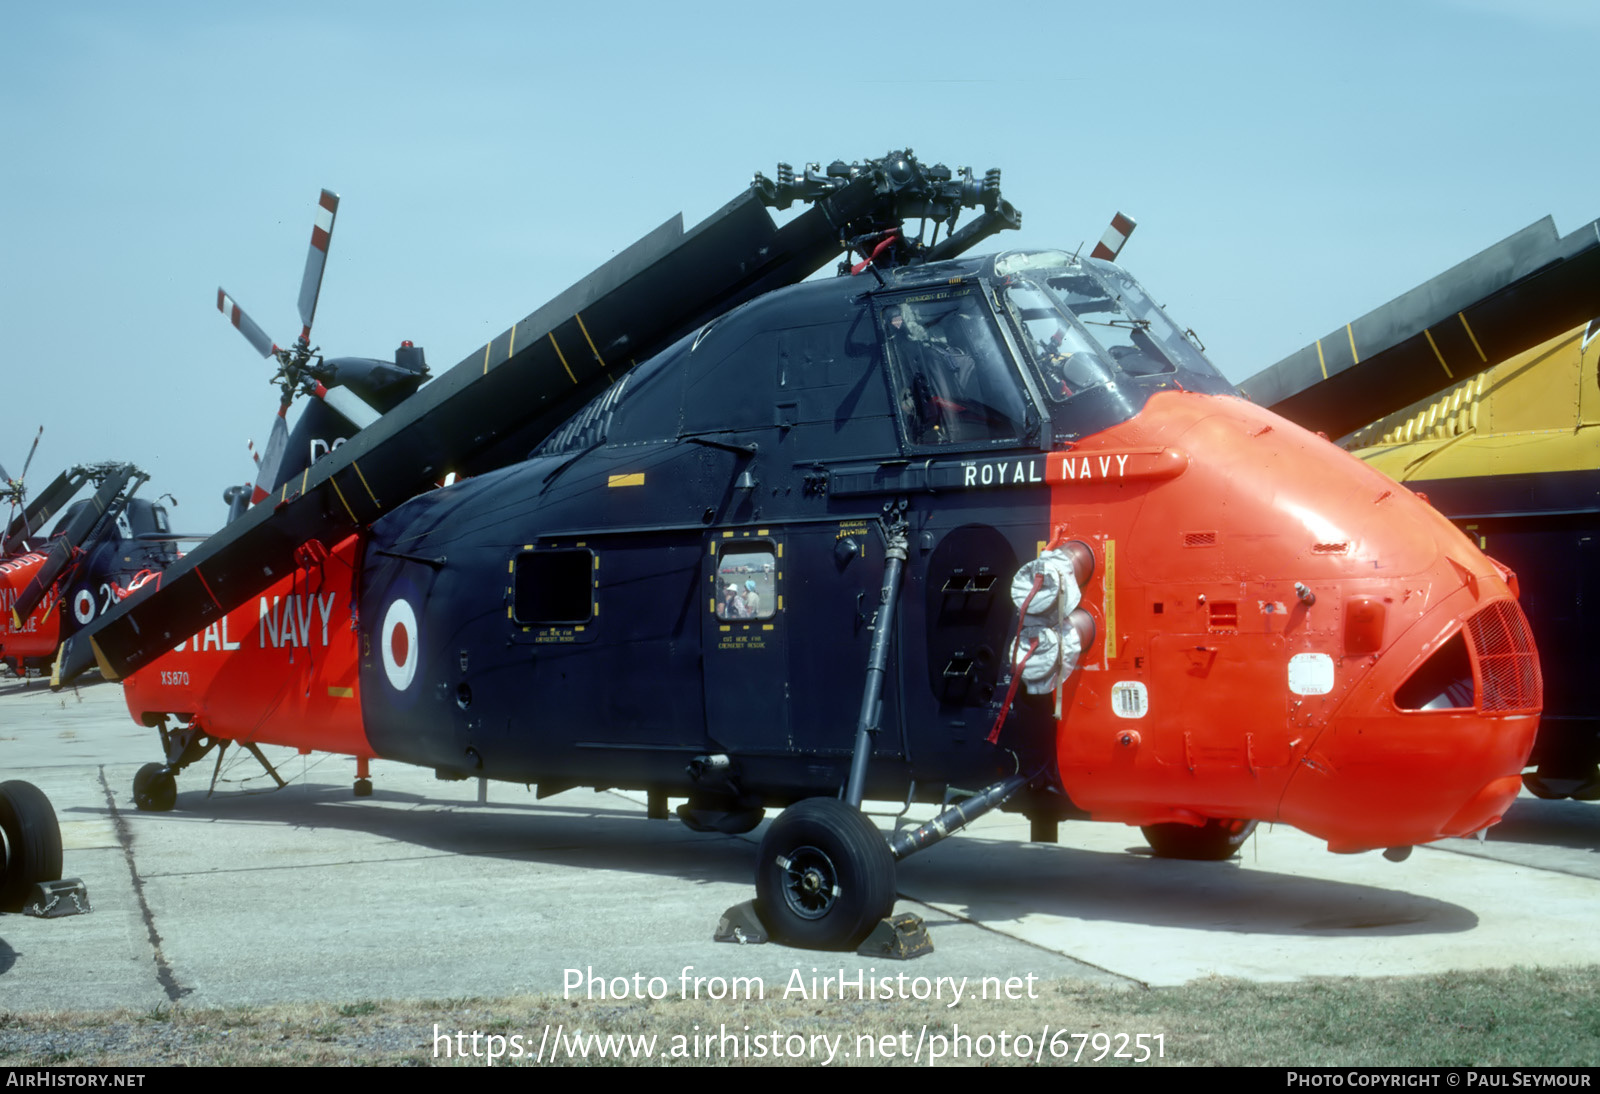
[1044,392,1540,852]
[1278,594,1541,852]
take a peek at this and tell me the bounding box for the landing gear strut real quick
[132,719,288,810]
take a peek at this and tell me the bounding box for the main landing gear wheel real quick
[0,780,64,912]
[1141,818,1257,861]
[754,798,896,950]
[132,763,177,813]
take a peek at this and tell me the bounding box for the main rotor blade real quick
[54,157,1025,687]
[1090,211,1137,262]
[1239,213,1600,439]
[249,410,290,505]
[9,466,140,626]
[2,468,87,556]
[297,189,339,340]
[218,288,278,359]
[316,382,379,430]
[18,426,42,484]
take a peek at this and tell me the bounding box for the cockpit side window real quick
[879,286,1029,448]
[1001,280,1115,401]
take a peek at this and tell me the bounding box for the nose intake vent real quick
[1466,599,1541,713]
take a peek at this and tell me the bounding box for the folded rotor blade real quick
[1090,211,1137,262]
[297,189,339,340]
[218,288,278,359]
[249,410,290,505]
[1240,214,1600,439]
[54,157,1026,687]
[2,468,86,556]
[10,466,138,626]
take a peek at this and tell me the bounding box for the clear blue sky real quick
[4,1,1596,529]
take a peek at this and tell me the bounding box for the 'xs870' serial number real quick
[159,671,190,686]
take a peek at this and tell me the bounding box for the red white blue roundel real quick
[73,589,95,625]
[381,598,419,691]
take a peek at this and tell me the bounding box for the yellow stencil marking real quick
[607,473,645,487]
[351,461,379,506]
[1458,312,1487,362]
[329,475,357,523]
[1316,339,1327,379]
[548,332,577,383]
[327,686,354,699]
[1423,328,1454,378]
[1104,540,1117,660]
[575,312,606,367]
[1345,324,1359,365]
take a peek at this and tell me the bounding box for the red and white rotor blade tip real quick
[296,189,340,339]
[218,288,277,358]
[19,425,42,483]
[1089,212,1137,262]
[249,413,289,505]
[316,382,380,430]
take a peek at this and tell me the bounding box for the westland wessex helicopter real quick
[0,430,177,678]
[1240,213,1600,805]
[56,153,1541,950]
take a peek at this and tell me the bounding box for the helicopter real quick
[54,152,1541,951]
[1240,213,1600,805]
[0,437,174,678]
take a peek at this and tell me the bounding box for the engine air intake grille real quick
[1466,599,1542,713]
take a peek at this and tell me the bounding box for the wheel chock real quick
[713,900,769,945]
[856,913,932,960]
[22,878,91,918]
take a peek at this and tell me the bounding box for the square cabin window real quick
[716,544,775,621]
[513,549,594,624]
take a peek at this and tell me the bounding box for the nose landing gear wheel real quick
[1141,818,1257,861]
[133,763,178,813]
[755,797,896,950]
[0,780,64,912]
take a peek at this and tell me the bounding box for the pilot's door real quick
[701,531,788,751]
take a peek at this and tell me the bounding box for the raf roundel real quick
[381,598,419,691]
[73,589,95,625]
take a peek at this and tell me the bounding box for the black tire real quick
[0,780,64,912]
[1142,818,1257,861]
[133,763,177,813]
[754,798,895,950]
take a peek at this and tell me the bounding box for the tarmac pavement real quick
[3,675,1598,1012]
